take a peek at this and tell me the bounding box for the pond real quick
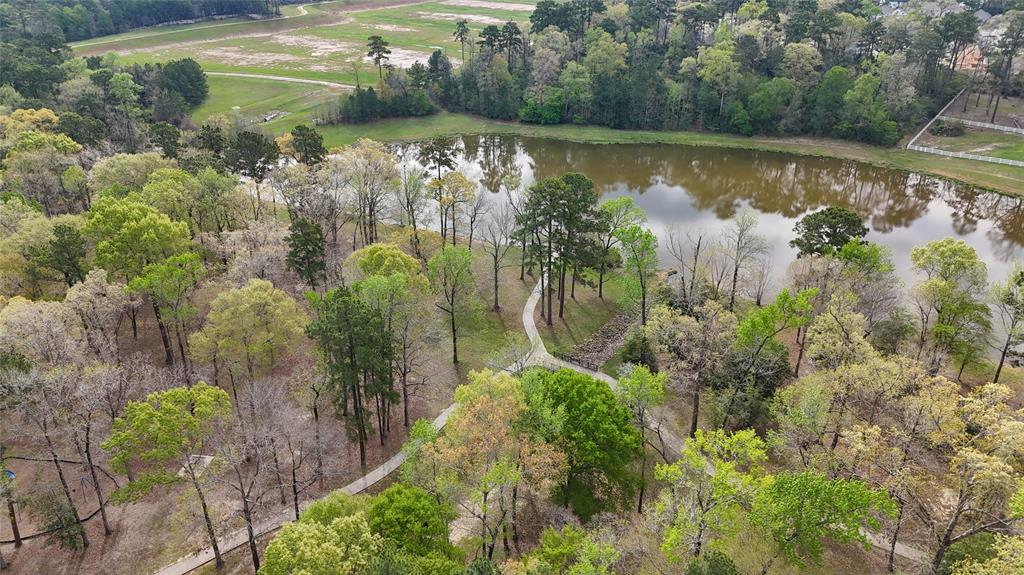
[401,135,1024,287]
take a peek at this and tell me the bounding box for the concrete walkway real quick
[152,279,927,574]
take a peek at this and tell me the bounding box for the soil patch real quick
[416,11,506,25]
[200,46,305,65]
[440,0,535,10]
[364,47,434,67]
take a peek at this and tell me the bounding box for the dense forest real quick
[321,0,1024,147]
[1,2,1024,575]
[0,0,278,42]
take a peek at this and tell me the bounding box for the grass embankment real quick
[532,271,627,357]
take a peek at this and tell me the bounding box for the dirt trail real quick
[205,71,353,89]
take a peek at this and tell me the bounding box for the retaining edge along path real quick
[149,279,927,574]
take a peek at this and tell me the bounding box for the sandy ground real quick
[416,11,506,25]
[364,46,436,67]
[272,33,355,57]
[441,0,535,10]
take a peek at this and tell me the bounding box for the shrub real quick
[929,119,966,137]
[622,328,658,372]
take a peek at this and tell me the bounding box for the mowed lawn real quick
[919,127,1024,162]
[190,75,345,124]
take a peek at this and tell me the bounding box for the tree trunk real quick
[46,434,88,548]
[994,331,1012,383]
[271,441,287,505]
[546,224,553,326]
[152,304,174,365]
[690,381,700,438]
[83,430,111,536]
[493,258,501,311]
[291,461,301,521]
[188,466,222,568]
[243,496,260,572]
[6,499,20,547]
[558,261,566,319]
[449,308,459,364]
[636,449,646,513]
[887,502,904,572]
[991,91,1002,123]
[728,262,740,311]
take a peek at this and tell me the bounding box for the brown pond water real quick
[399,135,1024,286]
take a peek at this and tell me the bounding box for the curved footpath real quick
[150,279,925,574]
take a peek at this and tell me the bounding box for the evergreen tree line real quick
[364,1,1024,147]
[0,0,279,42]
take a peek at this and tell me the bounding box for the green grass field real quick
[192,75,345,123]
[920,127,1024,162]
[75,0,536,87]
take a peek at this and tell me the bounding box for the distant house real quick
[917,1,966,18]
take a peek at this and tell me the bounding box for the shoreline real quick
[282,112,1024,198]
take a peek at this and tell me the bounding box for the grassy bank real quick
[279,112,1024,197]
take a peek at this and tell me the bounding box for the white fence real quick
[938,116,1024,135]
[907,144,1024,167]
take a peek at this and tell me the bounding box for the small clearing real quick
[416,11,506,25]
[273,33,356,56]
[441,0,535,10]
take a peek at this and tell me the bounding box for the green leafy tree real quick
[750,470,895,574]
[910,238,990,373]
[648,301,737,438]
[36,222,87,286]
[301,490,369,526]
[596,196,645,299]
[155,58,208,106]
[102,382,232,568]
[128,252,204,368]
[427,245,476,364]
[367,35,392,79]
[523,368,642,520]
[306,286,395,466]
[286,218,327,291]
[84,195,191,281]
[149,122,181,158]
[988,264,1024,383]
[225,131,279,220]
[261,511,382,575]
[616,364,665,512]
[191,279,306,392]
[654,429,766,560]
[454,19,471,62]
[290,124,327,165]
[790,206,868,256]
[368,484,454,557]
[138,167,201,225]
[27,489,85,551]
[616,224,658,324]
[417,136,459,180]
